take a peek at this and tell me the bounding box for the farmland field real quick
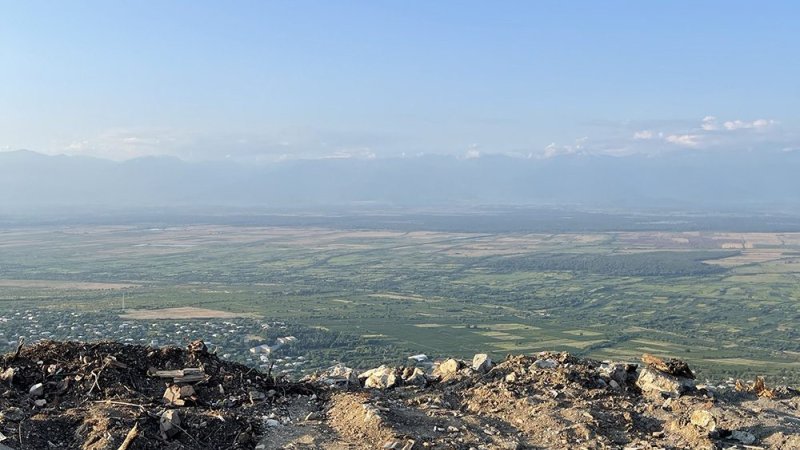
[2,221,800,382]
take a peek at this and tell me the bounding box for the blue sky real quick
[1,1,798,161]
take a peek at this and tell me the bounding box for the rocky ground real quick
[1,341,799,450]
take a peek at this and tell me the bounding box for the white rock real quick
[533,359,558,369]
[28,383,44,397]
[600,362,628,384]
[319,364,359,388]
[402,367,428,386]
[637,367,695,397]
[472,354,493,373]
[690,410,716,432]
[433,359,463,379]
[360,365,399,389]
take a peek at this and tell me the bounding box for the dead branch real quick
[117,422,139,450]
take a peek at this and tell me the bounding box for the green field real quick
[2,225,800,383]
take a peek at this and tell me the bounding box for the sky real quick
[1,1,799,162]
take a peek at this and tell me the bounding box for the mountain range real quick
[2,149,799,213]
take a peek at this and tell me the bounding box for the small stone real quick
[362,404,383,424]
[642,354,694,379]
[305,412,322,421]
[472,354,493,373]
[33,399,46,407]
[505,373,517,383]
[0,368,14,383]
[383,439,415,450]
[533,359,558,369]
[160,410,182,439]
[163,385,196,406]
[690,409,716,432]
[265,419,280,427]
[730,430,756,445]
[249,390,266,403]
[599,362,629,384]
[29,383,44,397]
[433,359,463,379]
[402,367,428,386]
[0,407,24,422]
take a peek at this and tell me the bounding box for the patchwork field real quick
[119,307,258,320]
[2,224,800,382]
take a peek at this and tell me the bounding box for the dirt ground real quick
[2,343,799,450]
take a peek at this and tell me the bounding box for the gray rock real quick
[382,438,415,450]
[160,410,182,439]
[637,367,695,397]
[362,404,383,424]
[304,411,323,421]
[265,419,280,427]
[28,383,44,397]
[731,430,756,445]
[472,354,493,373]
[319,364,359,388]
[533,359,558,369]
[248,390,266,403]
[402,367,428,386]
[0,407,24,422]
[599,362,628,384]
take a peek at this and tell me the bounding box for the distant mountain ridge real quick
[1,150,799,212]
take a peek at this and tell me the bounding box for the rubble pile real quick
[2,342,799,449]
[0,340,312,449]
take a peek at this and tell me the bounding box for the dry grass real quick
[0,279,137,290]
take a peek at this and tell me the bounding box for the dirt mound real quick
[2,343,799,450]
[0,340,313,449]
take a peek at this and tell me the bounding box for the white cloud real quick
[723,119,776,131]
[54,127,396,162]
[633,130,654,140]
[701,116,718,131]
[464,149,481,159]
[540,138,589,158]
[320,148,377,159]
[665,134,702,147]
[462,143,482,159]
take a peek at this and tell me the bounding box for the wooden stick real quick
[12,337,25,360]
[117,423,139,450]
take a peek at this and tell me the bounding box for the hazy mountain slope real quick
[1,150,798,211]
